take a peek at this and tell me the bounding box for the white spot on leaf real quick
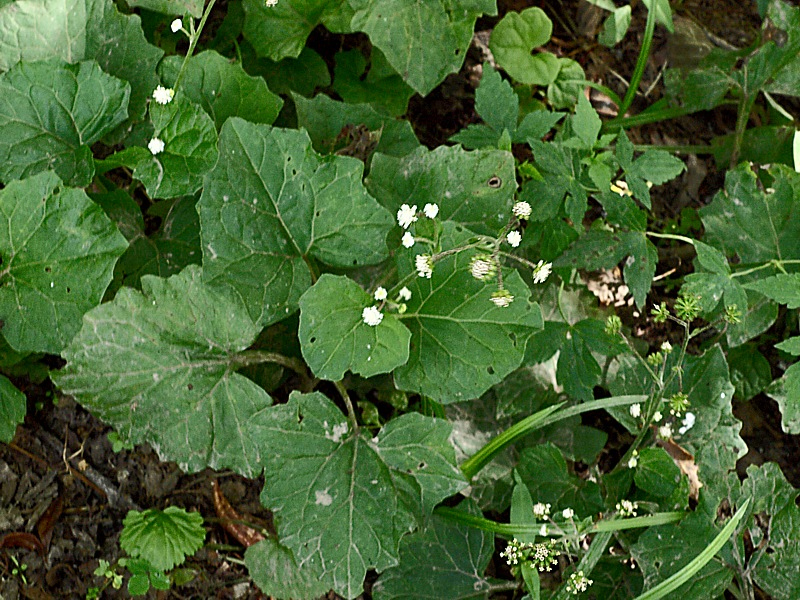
[315,489,333,506]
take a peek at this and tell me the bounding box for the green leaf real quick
[727,344,772,401]
[0,0,163,129]
[0,375,25,442]
[516,110,565,143]
[700,163,800,263]
[516,443,604,516]
[474,63,518,135]
[294,92,419,159]
[160,51,283,131]
[0,60,129,186]
[367,145,516,236]
[242,45,330,98]
[393,223,542,404]
[766,362,800,434]
[120,507,205,572]
[124,94,219,199]
[693,241,730,275]
[372,498,495,600]
[634,448,681,498]
[598,6,631,47]
[298,274,411,380]
[776,336,800,356]
[241,0,332,61]
[198,118,394,327]
[126,0,204,17]
[490,7,559,86]
[332,48,414,116]
[572,94,602,148]
[255,391,466,599]
[52,266,273,476]
[547,58,586,109]
[350,0,495,95]
[245,537,333,599]
[94,192,200,292]
[0,172,128,353]
[744,273,800,308]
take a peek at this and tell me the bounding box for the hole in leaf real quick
[315,211,320,217]
[487,366,495,375]
[66,287,71,293]
[187,384,193,390]
[44,266,51,273]
[292,169,297,176]
[352,259,358,265]
[417,461,426,469]
[487,176,501,188]
[297,411,304,424]
[309,337,316,343]
[508,332,517,344]
[0,319,4,330]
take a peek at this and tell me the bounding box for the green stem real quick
[731,87,758,168]
[633,143,717,154]
[552,531,613,600]
[232,350,313,385]
[618,3,658,117]
[334,380,360,435]
[173,0,218,91]
[603,106,698,131]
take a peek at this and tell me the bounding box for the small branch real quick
[334,381,360,435]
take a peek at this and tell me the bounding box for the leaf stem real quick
[334,380,360,435]
[232,350,316,390]
[617,2,657,117]
[173,0,218,91]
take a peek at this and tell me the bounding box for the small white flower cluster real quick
[629,403,641,419]
[397,204,418,229]
[533,260,552,284]
[470,255,496,281]
[500,539,560,573]
[170,18,183,33]
[415,254,433,279]
[658,424,673,439]
[152,85,174,105]
[401,231,414,248]
[148,137,165,155]
[506,230,522,247]
[490,289,514,308]
[265,0,278,6]
[362,306,383,327]
[361,287,413,326]
[627,449,639,469]
[566,570,594,595]
[561,507,575,520]
[678,411,696,435]
[513,201,532,219]
[397,203,440,278]
[532,502,551,519]
[616,499,638,517]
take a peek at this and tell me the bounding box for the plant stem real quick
[633,143,716,155]
[335,380,360,435]
[173,0,218,91]
[731,85,758,168]
[618,2,657,117]
[232,350,315,389]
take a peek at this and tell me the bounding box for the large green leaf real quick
[0,172,128,353]
[255,391,466,599]
[298,274,411,380]
[126,0,204,17]
[393,223,542,404]
[489,7,560,86]
[52,266,272,476]
[160,51,283,131]
[700,163,800,263]
[744,273,800,308]
[367,145,516,236]
[332,48,414,117]
[128,94,218,199]
[245,537,333,599]
[241,0,336,62]
[198,118,393,327]
[0,0,163,127]
[294,92,419,159]
[350,0,496,95]
[0,60,129,186]
[0,374,25,442]
[372,499,495,600]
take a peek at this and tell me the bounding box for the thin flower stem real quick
[334,380,360,435]
[618,1,657,117]
[645,231,696,246]
[173,0,218,91]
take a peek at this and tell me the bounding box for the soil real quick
[2,0,798,599]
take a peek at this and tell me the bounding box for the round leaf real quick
[120,507,205,572]
[298,274,411,381]
[490,8,559,86]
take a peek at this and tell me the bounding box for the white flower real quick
[533,260,552,284]
[661,341,672,352]
[362,306,383,326]
[490,290,514,307]
[513,201,532,219]
[611,180,632,197]
[397,204,418,229]
[415,254,433,278]
[374,287,387,301]
[629,403,641,419]
[152,86,174,105]
[658,424,673,439]
[616,499,638,517]
[423,203,439,219]
[561,508,574,520]
[398,287,412,301]
[401,231,415,248]
[148,137,165,155]
[627,453,638,469]
[678,412,696,435]
[265,0,278,5]
[653,410,663,422]
[170,18,183,33]
[532,502,551,518]
[506,230,522,247]
[538,524,549,536]
[566,571,593,594]
[470,256,495,281]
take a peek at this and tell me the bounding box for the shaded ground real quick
[2,0,799,598]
